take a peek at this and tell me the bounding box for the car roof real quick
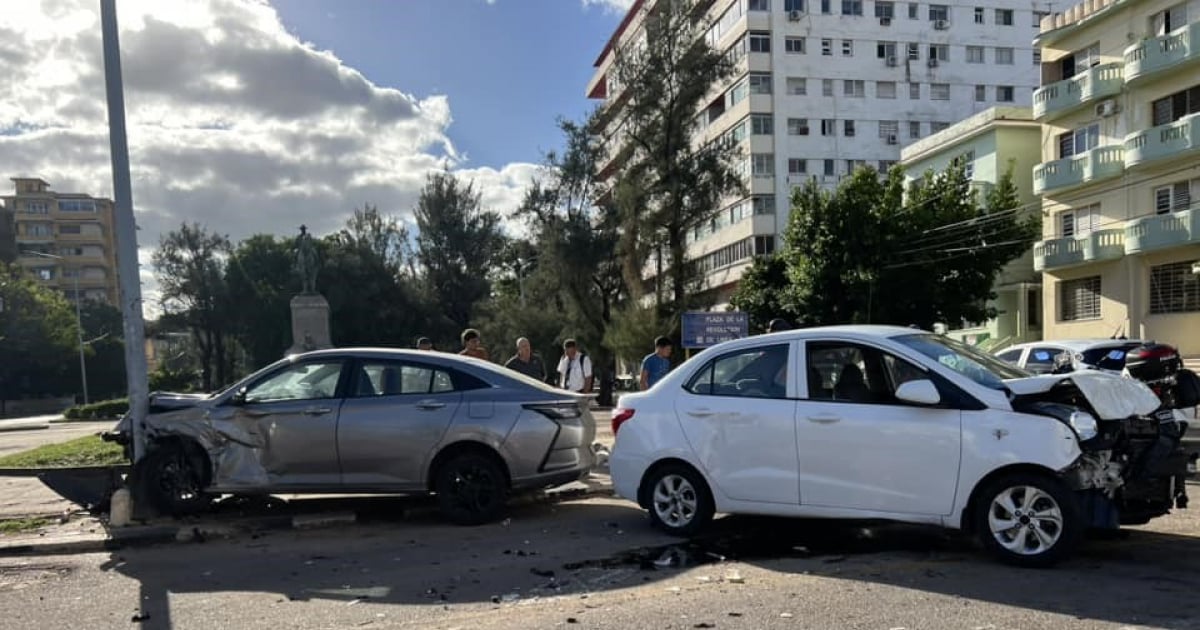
[1007,339,1144,353]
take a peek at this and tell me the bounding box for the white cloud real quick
[582,0,636,13]
[0,0,538,314]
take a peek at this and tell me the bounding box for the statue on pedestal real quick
[295,224,318,294]
[287,225,331,355]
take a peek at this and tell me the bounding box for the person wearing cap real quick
[767,318,793,333]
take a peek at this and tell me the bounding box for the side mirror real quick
[895,379,941,406]
[231,387,248,406]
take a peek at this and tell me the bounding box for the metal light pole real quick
[29,251,89,404]
[100,0,150,463]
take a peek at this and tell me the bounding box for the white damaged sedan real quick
[609,326,1193,567]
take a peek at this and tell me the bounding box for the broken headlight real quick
[1069,410,1099,441]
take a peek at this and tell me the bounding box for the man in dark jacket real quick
[504,337,546,381]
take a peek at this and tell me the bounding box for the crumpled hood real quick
[149,392,210,410]
[1004,370,1161,420]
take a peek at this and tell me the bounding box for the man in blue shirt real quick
[640,336,674,391]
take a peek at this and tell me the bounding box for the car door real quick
[674,342,800,505]
[230,358,348,487]
[336,359,465,487]
[796,340,962,515]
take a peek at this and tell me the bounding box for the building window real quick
[57,200,96,212]
[875,1,895,18]
[23,201,50,214]
[754,236,776,256]
[1059,43,1101,79]
[931,121,950,133]
[928,4,948,21]
[974,84,986,101]
[1154,181,1193,214]
[995,8,1014,25]
[729,79,748,105]
[909,120,922,138]
[749,72,773,94]
[907,42,920,60]
[749,31,771,53]
[1033,10,1049,27]
[841,0,862,15]
[821,38,833,55]
[996,85,1015,102]
[787,77,807,95]
[1150,4,1188,35]
[34,267,54,281]
[821,119,837,136]
[1058,123,1100,158]
[930,83,950,100]
[879,120,899,138]
[877,41,897,59]
[785,0,805,10]
[928,44,949,61]
[974,7,984,23]
[876,81,897,99]
[752,195,776,215]
[751,113,774,135]
[59,224,82,235]
[966,46,984,63]
[1061,204,1100,238]
[1149,261,1200,314]
[844,120,856,136]
[844,79,865,97]
[823,79,834,96]
[879,160,897,173]
[1033,49,1042,64]
[1060,276,1102,321]
[785,37,806,54]
[957,150,976,178]
[1152,84,1200,126]
[842,40,853,56]
[752,153,775,177]
[824,159,836,176]
[995,47,1014,64]
[788,158,808,175]
[788,117,810,135]
[908,2,919,18]
[821,0,831,14]
[25,223,53,237]
[909,82,920,99]
[749,0,770,10]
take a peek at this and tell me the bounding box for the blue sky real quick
[272,0,625,169]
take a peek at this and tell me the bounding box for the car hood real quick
[1004,371,1161,420]
[148,392,211,411]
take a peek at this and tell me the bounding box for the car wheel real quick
[645,464,714,537]
[135,444,213,517]
[973,473,1083,568]
[435,453,508,526]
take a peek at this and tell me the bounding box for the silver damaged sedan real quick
[108,348,596,524]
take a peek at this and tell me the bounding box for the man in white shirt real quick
[556,339,593,393]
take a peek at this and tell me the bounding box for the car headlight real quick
[1068,411,1098,441]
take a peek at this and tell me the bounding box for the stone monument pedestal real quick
[288,294,332,355]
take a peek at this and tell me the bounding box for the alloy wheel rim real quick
[987,485,1064,555]
[652,474,698,528]
[449,465,496,513]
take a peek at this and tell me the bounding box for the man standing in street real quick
[640,336,673,391]
[504,337,546,382]
[459,329,490,361]
[557,339,593,393]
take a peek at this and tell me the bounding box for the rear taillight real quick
[612,408,635,435]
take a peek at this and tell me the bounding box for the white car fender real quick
[609,403,723,507]
[945,409,1083,529]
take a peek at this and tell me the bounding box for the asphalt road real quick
[0,420,115,458]
[3,486,1200,630]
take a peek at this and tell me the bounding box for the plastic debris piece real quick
[781,612,794,619]
[725,571,745,584]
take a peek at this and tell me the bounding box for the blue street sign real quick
[681,311,750,349]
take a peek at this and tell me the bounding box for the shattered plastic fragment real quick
[725,571,744,584]
[781,612,794,618]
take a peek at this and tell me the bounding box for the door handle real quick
[686,409,714,418]
[807,414,841,424]
[416,400,446,411]
[303,407,333,416]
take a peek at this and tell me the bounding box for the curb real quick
[0,420,51,433]
[0,478,616,557]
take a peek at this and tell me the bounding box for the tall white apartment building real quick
[588,0,1046,305]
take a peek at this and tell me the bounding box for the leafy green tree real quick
[729,254,792,333]
[607,0,745,317]
[76,300,127,401]
[225,234,294,368]
[413,173,506,337]
[0,264,78,411]
[152,223,234,391]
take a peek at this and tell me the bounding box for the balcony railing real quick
[1032,146,1125,195]
[1033,228,1126,271]
[1032,62,1124,120]
[1124,113,1200,168]
[1125,208,1200,253]
[1124,22,1200,83]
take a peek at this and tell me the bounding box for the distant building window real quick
[821,119,837,136]
[785,0,805,10]
[844,120,856,136]
[842,0,863,16]
[844,79,865,97]
[25,224,53,237]
[751,114,774,135]
[879,120,899,137]
[752,195,776,214]
[966,46,984,63]
[23,202,49,214]
[1149,261,1200,314]
[788,118,810,135]
[842,40,853,56]
[931,121,950,133]
[751,153,775,177]
[1058,123,1099,158]
[821,38,833,56]
[788,158,808,175]
[928,4,948,21]
[58,199,96,213]
[1152,84,1200,126]
[975,84,986,101]
[928,44,949,61]
[909,120,922,138]
[824,159,835,176]
[59,224,82,235]
[908,2,918,19]
[995,8,1014,25]
[931,83,950,100]
[787,77,807,95]
[877,81,897,99]
[907,42,920,60]
[785,37,806,53]
[1060,276,1102,321]
[823,79,834,96]
[995,47,1014,64]
[1153,181,1193,214]
[749,72,773,94]
[974,7,984,23]
[996,85,1015,102]
[749,0,770,10]
[1033,10,1049,27]
[909,82,920,99]
[875,1,895,18]
[749,31,771,53]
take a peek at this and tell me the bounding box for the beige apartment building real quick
[1032,0,1200,358]
[2,178,121,305]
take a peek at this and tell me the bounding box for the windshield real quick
[894,334,1030,390]
[1080,344,1140,371]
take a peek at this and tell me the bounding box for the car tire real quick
[973,472,1083,568]
[644,464,714,537]
[134,444,213,517]
[434,452,508,526]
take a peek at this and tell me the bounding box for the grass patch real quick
[0,517,52,535]
[0,435,125,469]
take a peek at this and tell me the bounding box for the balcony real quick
[1032,146,1125,195]
[1033,229,1126,271]
[1124,208,1200,254]
[1124,22,1200,84]
[1032,63,1124,121]
[1124,113,1200,168]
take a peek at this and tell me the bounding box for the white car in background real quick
[995,339,1147,375]
[609,326,1192,567]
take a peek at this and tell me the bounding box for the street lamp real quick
[28,251,89,405]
